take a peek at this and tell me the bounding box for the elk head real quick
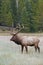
[10,28,22,42]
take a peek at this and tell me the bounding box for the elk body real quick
[10,32,40,53]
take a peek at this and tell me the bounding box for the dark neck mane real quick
[14,34,21,45]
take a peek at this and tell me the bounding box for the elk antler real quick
[10,28,22,36]
[10,32,15,35]
[15,28,22,35]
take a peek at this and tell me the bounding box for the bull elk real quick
[10,29,40,53]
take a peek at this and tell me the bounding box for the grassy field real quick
[0,34,43,65]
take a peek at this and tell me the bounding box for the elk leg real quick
[35,46,37,52]
[37,46,40,53]
[25,46,28,53]
[21,45,24,53]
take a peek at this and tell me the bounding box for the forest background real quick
[0,0,43,33]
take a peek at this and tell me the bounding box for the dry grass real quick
[0,30,43,36]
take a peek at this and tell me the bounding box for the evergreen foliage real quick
[0,0,43,32]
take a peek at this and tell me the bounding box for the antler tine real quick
[10,32,15,35]
[15,28,22,35]
[10,28,22,35]
[10,27,23,36]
